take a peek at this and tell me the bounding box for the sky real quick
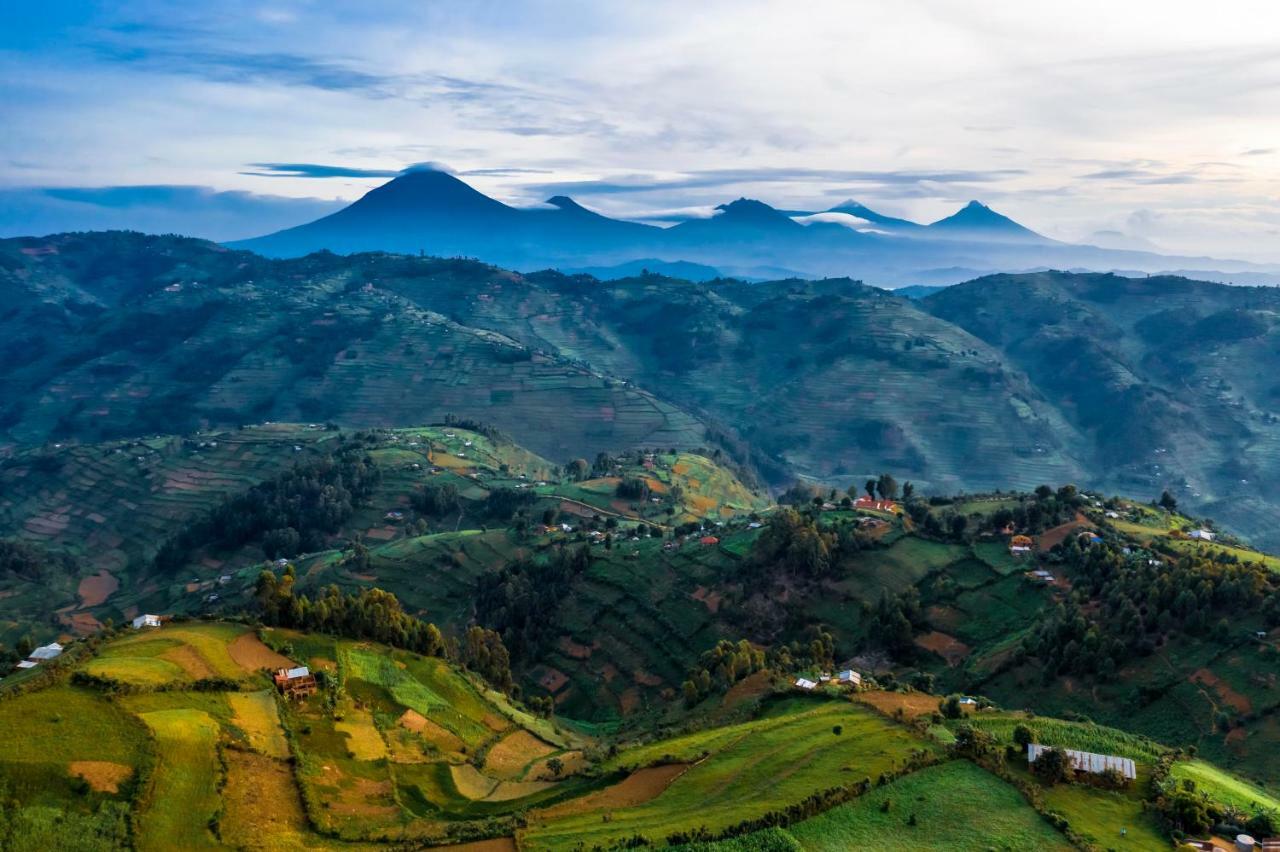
[2,0,1280,260]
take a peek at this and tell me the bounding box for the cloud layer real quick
[2,1,1279,258]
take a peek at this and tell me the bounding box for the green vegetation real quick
[135,709,222,851]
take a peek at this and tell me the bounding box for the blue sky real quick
[2,1,1280,259]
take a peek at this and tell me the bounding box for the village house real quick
[1027,743,1136,782]
[132,614,162,629]
[15,660,37,670]
[273,666,318,699]
[836,669,861,686]
[1009,534,1034,557]
[854,496,899,513]
[794,677,817,690]
[1189,529,1217,541]
[700,535,720,546]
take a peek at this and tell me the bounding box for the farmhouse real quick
[28,642,63,660]
[273,666,318,699]
[836,669,861,686]
[854,496,899,513]
[1026,743,1136,781]
[700,535,720,546]
[1010,534,1034,557]
[132,614,162,629]
[15,660,37,669]
[1189,529,1217,541]
[794,677,817,690]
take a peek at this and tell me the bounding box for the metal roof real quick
[1027,743,1136,780]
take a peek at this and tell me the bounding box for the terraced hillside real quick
[0,233,705,463]
[2,622,1274,850]
[0,423,765,646]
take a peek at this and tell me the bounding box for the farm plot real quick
[136,709,223,851]
[520,700,936,849]
[228,690,290,758]
[784,760,1073,851]
[1168,759,1280,812]
[85,622,253,687]
[1037,774,1169,852]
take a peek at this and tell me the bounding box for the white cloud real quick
[2,0,1280,259]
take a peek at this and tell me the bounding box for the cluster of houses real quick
[794,669,861,691]
[13,641,65,671]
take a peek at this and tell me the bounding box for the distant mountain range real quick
[230,167,1280,287]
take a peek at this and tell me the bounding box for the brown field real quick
[485,730,557,779]
[719,670,773,714]
[558,636,593,660]
[1191,668,1253,713]
[1037,512,1093,552]
[915,630,972,666]
[857,689,944,719]
[532,763,688,818]
[528,750,587,781]
[77,570,119,607]
[221,751,312,850]
[162,644,217,679]
[228,632,294,672]
[398,709,465,754]
[537,667,569,693]
[69,760,132,793]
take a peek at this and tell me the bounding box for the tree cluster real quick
[474,546,590,663]
[155,445,380,570]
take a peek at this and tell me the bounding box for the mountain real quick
[826,199,923,232]
[231,167,660,267]
[926,200,1048,242]
[560,257,725,281]
[229,169,1280,287]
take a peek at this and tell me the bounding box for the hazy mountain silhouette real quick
[232,167,1280,286]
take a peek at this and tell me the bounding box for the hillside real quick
[925,271,1280,551]
[13,233,1280,548]
[2,621,1276,850]
[0,422,765,648]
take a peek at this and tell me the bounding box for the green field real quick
[1169,759,1280,812]
[956,714,1168,763]
[785,761,1072,851]
[521,699,936,849]
[136,709,223,851]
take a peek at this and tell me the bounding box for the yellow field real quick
[335,708,389,761]
[136,709,223,851]
[228,690,290,758]
[484,729,557,780]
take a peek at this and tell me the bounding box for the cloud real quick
[0,185,343,241]
[241,161,457,179]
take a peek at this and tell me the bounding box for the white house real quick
[132,614,162,629]
[15,660,37,669]
[836,670,861,686]
[1189,529,1217,541]
[795,677,817,690]
[28,642,63,660]
[1027,743,1136,781]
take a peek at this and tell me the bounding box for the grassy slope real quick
[520,699,936,849]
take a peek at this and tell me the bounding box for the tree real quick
[546,756,564,777]
[1159,490,1178,512]
[876,473,898,500]
[901,482,915,501]
[566,459,590,481]
[940,695,963,719]
[1012,723,1037,748]
[865,479,877,499]
[1030,747,1072,785]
